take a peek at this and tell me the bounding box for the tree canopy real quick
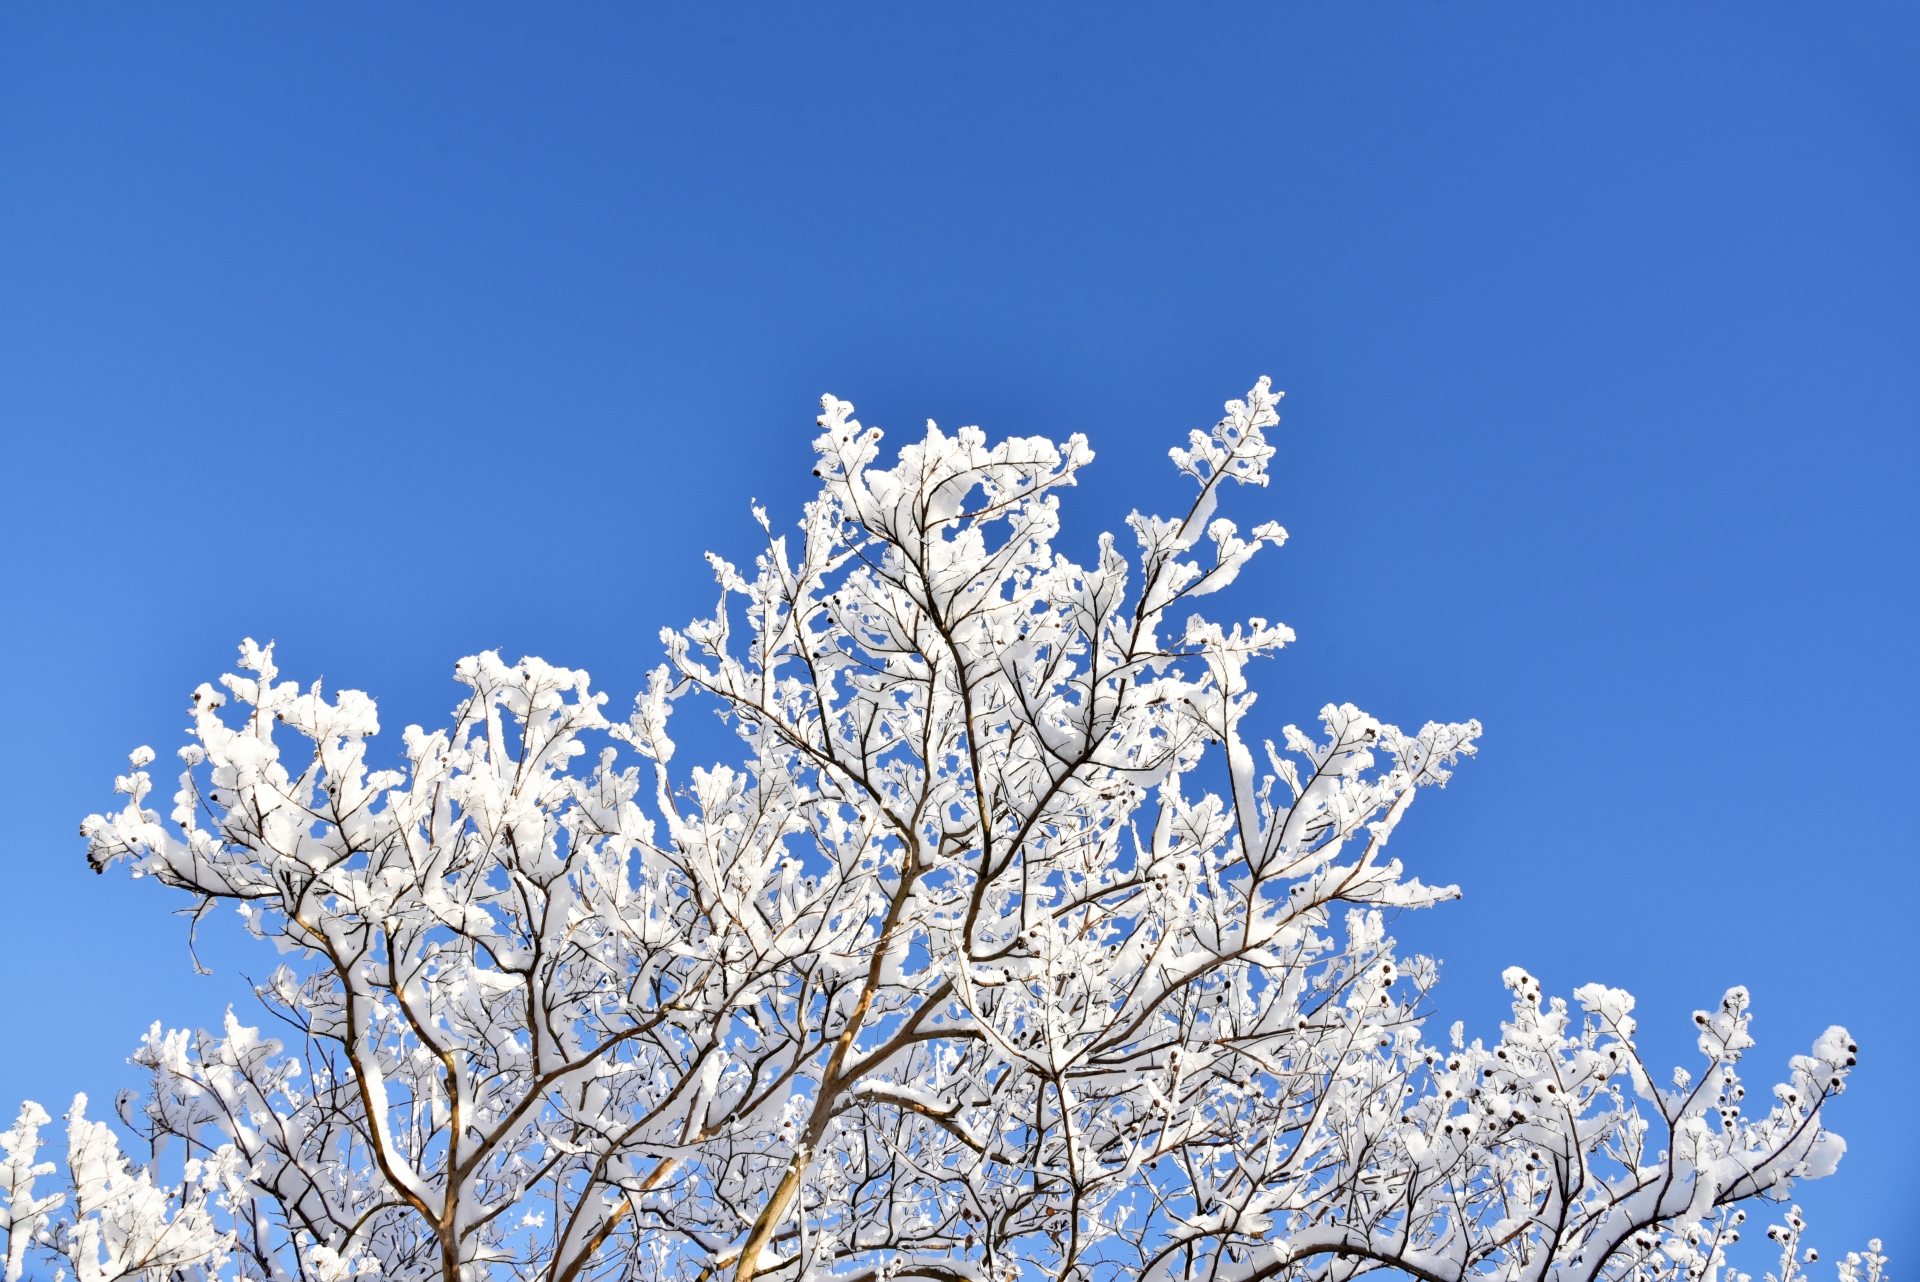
[0,382,1864,1282]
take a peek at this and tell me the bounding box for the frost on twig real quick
[0,1094,237,1282]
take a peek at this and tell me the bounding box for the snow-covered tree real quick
[27,380,1865,1281]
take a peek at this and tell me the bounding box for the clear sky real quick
[2,3,1915,1261]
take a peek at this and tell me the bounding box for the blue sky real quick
[3,2,1915,1260]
